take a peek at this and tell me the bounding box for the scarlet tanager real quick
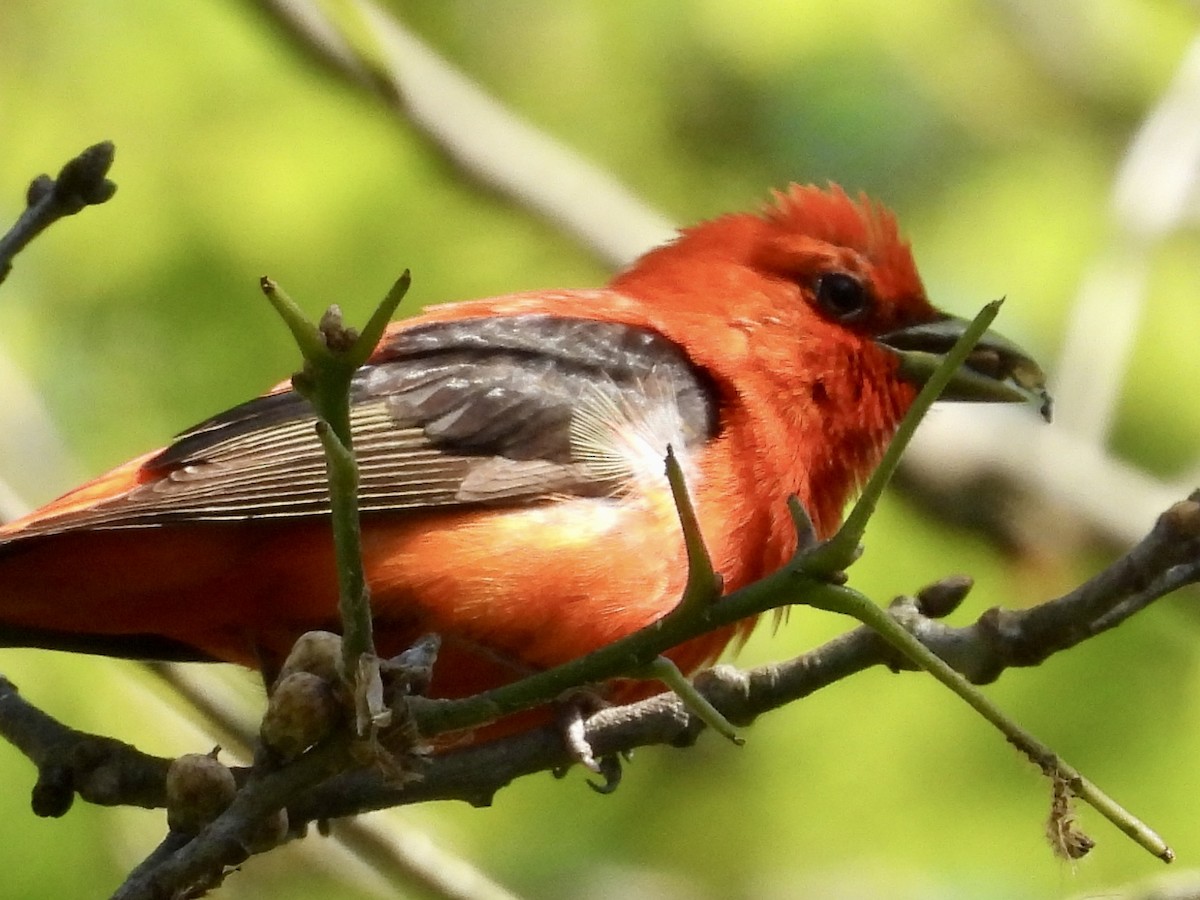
[0,185,1048,713]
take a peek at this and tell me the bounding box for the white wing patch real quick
[569,373,698,494]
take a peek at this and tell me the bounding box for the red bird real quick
[0,185,1047,713]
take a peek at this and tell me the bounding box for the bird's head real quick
[613,183,1051,422]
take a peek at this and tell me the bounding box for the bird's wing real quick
[8,314,718,537]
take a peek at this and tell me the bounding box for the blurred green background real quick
[1,1,1199,898]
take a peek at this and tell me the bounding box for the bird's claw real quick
[586,754,624,794]
[554,687,610,774]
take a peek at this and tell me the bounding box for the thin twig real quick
[2,485,1194,855]
[260,274,410,725]
[143,663,522,900]
[0,142,117,285]
[662,445,722,614]
[289,498,1199,822]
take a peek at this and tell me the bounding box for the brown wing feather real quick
[5,315,718,539]
[15,404,609,535]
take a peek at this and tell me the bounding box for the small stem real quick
[636,656,741,744]
[818,586,1173,862]
[806,300,1002,573]
[356,271,412,365]
[786,495,819,553]
[663,445,721,615]
[260,277,332,362]
[314,421,372,672]
[1069,774,1174,863]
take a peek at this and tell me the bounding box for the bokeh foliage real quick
[0,2,1198,897]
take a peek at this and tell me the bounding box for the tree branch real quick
[289,491,1200,821]
[0,288,1191,892]
[1,489,1194,873]
[0,675,170,816]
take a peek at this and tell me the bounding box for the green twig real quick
[635,657,741,744]
[407,530,857,737]
[663,445,722,615]
[803,584,1171,860]
[260,273,411,729]
[313,421,371,686]
[407,301,1170,862]
[413,306,1008,735]
[785,301,1172,861]
[804,298,1003,575]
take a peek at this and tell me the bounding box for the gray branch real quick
[1,494,1195,897]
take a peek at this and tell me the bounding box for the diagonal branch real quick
[251,0,675,270]
[0,292,1191,895]
[2,489,1194,844]
[291,491,1200,821]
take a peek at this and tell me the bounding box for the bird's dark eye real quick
[814,272,871,321]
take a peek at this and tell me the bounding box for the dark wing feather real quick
[19,315,718,534]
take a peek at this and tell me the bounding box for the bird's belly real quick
[364,494,695,670]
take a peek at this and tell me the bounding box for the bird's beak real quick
[877,314,1053,423]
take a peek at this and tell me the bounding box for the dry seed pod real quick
[261,671,339,760]
[274,630,343,688]
[166,751,236,834]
